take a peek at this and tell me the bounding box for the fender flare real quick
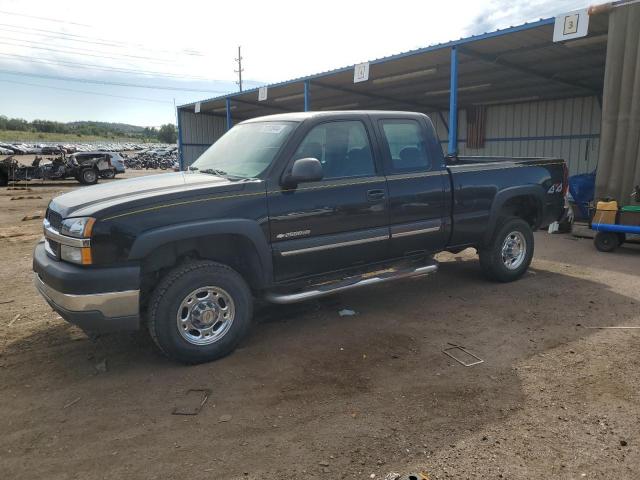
[483,185,546,245]
[128,218,273,286]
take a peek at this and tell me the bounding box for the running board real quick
[264,263,438,304]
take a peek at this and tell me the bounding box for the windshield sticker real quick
[260,124,286,134]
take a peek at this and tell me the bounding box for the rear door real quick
[374,116,449,257]
[268,118,390,282]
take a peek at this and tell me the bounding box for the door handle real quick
[367,189,385,201]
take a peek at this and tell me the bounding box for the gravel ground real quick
[0,171,639,480]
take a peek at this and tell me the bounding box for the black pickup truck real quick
[33,111,568,363]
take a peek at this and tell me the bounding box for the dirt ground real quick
[0,171,639,480]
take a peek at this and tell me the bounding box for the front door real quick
[268,119,390,282]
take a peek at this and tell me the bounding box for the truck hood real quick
[49,171,242,218]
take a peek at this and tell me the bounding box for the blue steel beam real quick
[225,98,232,131]
[448,47,458,156]
[304,80,310,111]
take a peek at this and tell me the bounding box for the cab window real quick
[293,121,375,179]
[379,119,431,173]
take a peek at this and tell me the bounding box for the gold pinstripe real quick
[103,162,565,221]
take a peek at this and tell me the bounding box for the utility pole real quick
[234,46,243,92]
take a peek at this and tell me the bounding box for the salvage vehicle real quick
[33,111,568,363]
[41,145,64,155]
[70,151,125,179]
[0,154,111,186]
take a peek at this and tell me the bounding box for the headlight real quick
[60,217,95,238]
[60,245,92,265]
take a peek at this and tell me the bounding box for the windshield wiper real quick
[199,168,228,176]
[187,166,198,171]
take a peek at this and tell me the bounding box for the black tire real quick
[100,169,116,179]
[594,231,619,252]
[147,260,253,364]
[0,173,7,187]
[479,217,534,282]
[78,168,98,185]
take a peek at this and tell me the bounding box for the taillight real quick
[561,163,569,196]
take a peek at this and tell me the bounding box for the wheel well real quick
[499,195,540,228]
[139,234,264,306]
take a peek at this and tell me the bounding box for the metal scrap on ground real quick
[583,326,640,329]
[442,343,484,367]
[172,389,212,416]
[63,397,81,409]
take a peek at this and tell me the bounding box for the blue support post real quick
[304,80,310,112]
[448,46,458,156]
[176,107,184,170]
[225,98,233,131]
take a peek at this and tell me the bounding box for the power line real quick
[0,22,205,57]
[0,9,91,27]
[0,78,174,104]
[0,52,218,82]
[0,37,175,64]
[0,69,230,93]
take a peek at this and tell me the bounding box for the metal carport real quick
[178,5,628,193]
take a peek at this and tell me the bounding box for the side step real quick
[264,262,438,304]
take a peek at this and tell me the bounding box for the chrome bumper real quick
[34,273,139,318]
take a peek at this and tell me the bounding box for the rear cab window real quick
[378,119,432,174]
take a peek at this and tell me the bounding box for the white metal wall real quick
[179,96,601,176]
[178,110,227,168]
[429,96,601,176]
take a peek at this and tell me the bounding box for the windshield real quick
[190,121,296,178]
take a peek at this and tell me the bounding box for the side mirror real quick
[283,157,323,187]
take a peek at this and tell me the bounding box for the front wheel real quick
[147,260,253,364]
[479,217,534,282]
[100,169,116,179]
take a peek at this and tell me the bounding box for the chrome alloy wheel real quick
[501,231,527,270]
[176,286,235,345]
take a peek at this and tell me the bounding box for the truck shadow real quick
[1,257,636,478]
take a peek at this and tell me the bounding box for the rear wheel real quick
[594,231,619,252]
[100,169,116,179]
[147,260,253,364]
[479,217,534,282]
[78,168,98,185]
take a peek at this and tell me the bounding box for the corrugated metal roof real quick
[180,13,609,119]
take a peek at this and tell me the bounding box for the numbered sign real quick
[195,102,201,113]
[553,9,590,42]
[258,86,268,101]
[354,62,370,83]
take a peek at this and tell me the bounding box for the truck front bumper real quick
[33,242,140,333]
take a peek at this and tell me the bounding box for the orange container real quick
[593,201,618,224]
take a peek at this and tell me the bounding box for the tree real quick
[158,124,177,143]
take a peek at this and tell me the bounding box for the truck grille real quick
[46,209,63,231]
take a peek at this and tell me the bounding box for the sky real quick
[0,0,594,127]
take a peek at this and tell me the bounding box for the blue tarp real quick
[569,172,595,219]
